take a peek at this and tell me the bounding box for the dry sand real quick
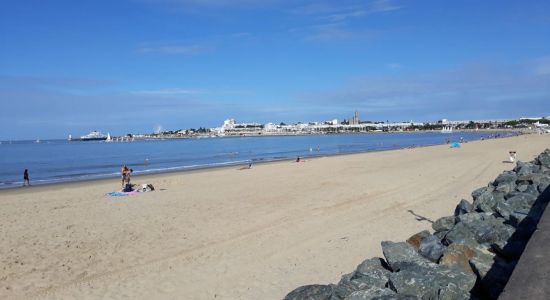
[0,133,548,299]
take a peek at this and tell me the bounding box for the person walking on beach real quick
[23,169,30,186]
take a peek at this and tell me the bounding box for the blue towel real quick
[106,192,129,197]
[451,142,461,148]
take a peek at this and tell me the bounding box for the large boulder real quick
[472,190,504,213]
[444,213,515,246]
[355,258,390,276]
[495,193,538,225]
[284,284,336,300]
[381,241,433,272]
[344,287,396,300]
[418,235,446,262]
[439,244,475,273]
[493,171,517,186]
[535,149,550,167]
[336,258,393,299]
[471,186,491,200]
[514,161,538,176]
[335,272,369,299]
[432,216,456,232]
[406,231,430,250]
[388,264,476,299]
[516,173,550,186]
[454,199,473,216]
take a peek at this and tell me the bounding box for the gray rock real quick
[388,264,476,299]
[515,183,528,192]
[539,179,550,193]
[495,181,516,194]
[438,282,471,300]
[284,284,336,300]
[432,216,456,232]
[473,190,501,213]
[514,161,538,176]
[371,295,418,300]
[418,235,446,262]
[493,171,517,186]
[335,272,369,299]
[434,230,448,241]
[513,183,540,198]
[454,199,473,216]
[495,193,537,224]
[471,187,488,200]
[505,192,537,205]
[536,150,550,167]
[443,222,479,246]
[381,241,433,272]
[439,244,475,273]
[344,287,396,300]
[355,258,390,276]
[525,184,541,197]
[445,213,515,246]
[406,231,431,250]
[336,262,392,299]
[516,173,550,186]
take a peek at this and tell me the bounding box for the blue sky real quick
[1,0,549,139]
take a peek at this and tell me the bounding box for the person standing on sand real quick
[121,165,128,187]
[23,169,30,186]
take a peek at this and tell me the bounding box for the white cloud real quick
[293,0,401,21]
[298,57,550,120]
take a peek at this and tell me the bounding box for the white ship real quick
[79,131,108,141]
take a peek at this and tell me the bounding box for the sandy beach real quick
[0,133,548,299]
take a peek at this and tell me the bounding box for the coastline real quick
[1,133,548,299]
[0,130,520,191]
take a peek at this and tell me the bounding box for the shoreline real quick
[0,131,521,192]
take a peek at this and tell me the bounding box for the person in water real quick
[23,169,30,186]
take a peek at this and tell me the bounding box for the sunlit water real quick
[0,131,511,188]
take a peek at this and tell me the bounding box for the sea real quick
[0,131,511,188]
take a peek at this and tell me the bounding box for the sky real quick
[1,0,550,140]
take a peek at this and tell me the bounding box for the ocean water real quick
[0,131,509,188]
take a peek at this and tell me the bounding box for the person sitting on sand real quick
[296,156,301,163]
[509,151,517,163]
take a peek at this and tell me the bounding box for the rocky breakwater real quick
[284,149,550,300]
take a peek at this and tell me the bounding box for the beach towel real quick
[106,191,139,197]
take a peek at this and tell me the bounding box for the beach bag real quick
[123,184,133,192]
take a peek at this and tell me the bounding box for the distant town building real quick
[349,111,360,125]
